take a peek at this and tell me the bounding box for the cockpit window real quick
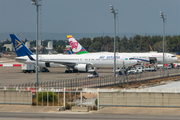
[129,58,134,60]
[171,56,176,57]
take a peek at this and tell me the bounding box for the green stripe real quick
[76,51,89,54]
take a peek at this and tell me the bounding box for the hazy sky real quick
[0,0,180,35]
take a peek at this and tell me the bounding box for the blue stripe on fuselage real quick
[133,58,149,62]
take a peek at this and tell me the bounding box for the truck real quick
[144,64,157,71]
[21,64,35,73]
[88,67,99,78]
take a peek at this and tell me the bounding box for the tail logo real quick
[15,39,22,48]
[69,41,81,52]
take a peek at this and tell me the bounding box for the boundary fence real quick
[2,68,180,90]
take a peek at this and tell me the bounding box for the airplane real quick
[10,34,138,73]
[10,34,66,70]
[67,35,178,67]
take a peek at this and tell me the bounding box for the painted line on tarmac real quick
[0,64,22,67]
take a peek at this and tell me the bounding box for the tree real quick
[56,46,63,53]
[7,48,10,52]
[105,43,114,52]
[88,41,102,52]
[78,37,92,51]
[153,41,163,52]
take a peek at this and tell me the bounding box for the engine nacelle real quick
[74,64,87,72]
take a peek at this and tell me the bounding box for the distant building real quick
[25,41,30,49]
[3,43,14,51]
[63,45,71,54]
[46,41,54,54]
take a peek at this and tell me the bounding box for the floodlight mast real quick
[160,11,166,76]
[110,5,117,84]
[31,0,41,86]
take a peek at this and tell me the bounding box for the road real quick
[0,112,179,120]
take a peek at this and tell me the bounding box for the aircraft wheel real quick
[73,69,78,73]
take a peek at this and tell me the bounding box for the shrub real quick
[36,92,58,102]
[95,99,98,106]
[65,102,71,110]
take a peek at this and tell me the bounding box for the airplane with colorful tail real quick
[67,35,178,67]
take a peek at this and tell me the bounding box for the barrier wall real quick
[99,92,180,108]
[0,91,32,105]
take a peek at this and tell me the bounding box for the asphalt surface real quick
[0,67,113,86]
[0,105,180,120]
[0,112,180,120]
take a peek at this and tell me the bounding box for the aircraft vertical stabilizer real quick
[10,34,34,57]
[67,35,88,54]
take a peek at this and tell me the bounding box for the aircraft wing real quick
[15,57,27,62]
[39,59,94,67]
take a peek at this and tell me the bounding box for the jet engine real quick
[74,64,87,72]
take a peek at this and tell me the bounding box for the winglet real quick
[10,34,34,57]
[67,35,88,54]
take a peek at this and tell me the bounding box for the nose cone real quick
[175,57,178,62]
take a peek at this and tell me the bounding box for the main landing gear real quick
[65,69,79,73]
[65,70,72,73]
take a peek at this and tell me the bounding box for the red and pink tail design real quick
[67,35,88,54]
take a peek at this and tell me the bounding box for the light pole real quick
[31,0,41,85]
[110,5,117,83]
[160,11,166,75]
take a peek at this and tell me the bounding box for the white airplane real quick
[67,35,178,67]
[10,34,66,69]
[10,34,138,73]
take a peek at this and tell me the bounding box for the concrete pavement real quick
[1,105,180,116]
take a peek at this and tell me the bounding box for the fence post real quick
[47,91,48,106]
[36,90,38,106]
[53,91,54,106]
[58,91,59,107]
[64,88,65,108]
[81,91,82,107]
[42,91,43,106]
[98,89,99,110]
[70,91,71,109]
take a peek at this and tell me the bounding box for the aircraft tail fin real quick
[67,35,89,54]
[68,50,72,54]
[10,34,34,57]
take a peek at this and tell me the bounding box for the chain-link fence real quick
[3,68,179,90]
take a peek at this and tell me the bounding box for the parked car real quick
[128,67,143,74]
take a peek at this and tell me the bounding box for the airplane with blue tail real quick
[10,34,138,73]
[10,34,66,69]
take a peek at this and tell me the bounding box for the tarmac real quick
[0,66,113,86]
[1,105,180,115]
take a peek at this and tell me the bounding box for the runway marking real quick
[0,64,22,67]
